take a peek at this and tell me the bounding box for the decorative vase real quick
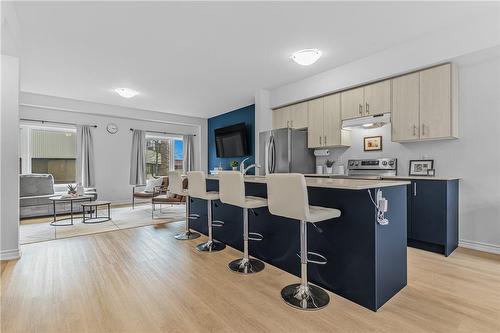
[232,167,238,171]
[326,167,333,174]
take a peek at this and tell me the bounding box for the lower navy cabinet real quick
[406,179,459,256]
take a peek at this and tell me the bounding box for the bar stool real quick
[266,173,341,311]
[168,171,200,240]
[187,171,226,252]
[219,171,266,274]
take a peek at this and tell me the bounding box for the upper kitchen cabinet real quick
[340,87,364,120]
[308,94,350,148]
[392,72,420,141]
[364,80,391,116]
[420,64,458,140]
[341,80,391,120]
[272,106,290,129]
[289,102,308,129]
[272,102,308,129]
[392,63,458,142]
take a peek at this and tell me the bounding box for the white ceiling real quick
[14,1,497,118]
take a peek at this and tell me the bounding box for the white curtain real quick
[76,125,96,187]
[183,135,194,172]
[129,130,146,185]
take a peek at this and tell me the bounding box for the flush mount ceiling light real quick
[291,49,322,66]
[114,88,139,98]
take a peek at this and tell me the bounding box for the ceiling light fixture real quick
[291,49,322,66]
[115,88,139,98]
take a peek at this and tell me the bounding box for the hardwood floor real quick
[2,221,499,333]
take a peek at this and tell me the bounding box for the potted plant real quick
[230,160,239,171]
[325,160,335,174]
[67,184,77,197]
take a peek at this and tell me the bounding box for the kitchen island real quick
[188,175,410,311]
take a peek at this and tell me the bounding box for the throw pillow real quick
[144,177,163,193]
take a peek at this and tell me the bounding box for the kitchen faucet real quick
[239,157,261,175]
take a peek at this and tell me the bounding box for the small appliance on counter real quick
[259,128,315,175]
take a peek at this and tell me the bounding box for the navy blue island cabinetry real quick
[406,179,459,257]
[188,177,409,311]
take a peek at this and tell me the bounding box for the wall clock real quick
[106,123,119,134]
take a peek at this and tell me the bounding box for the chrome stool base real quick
[196,240,226,252]
[281,283,330,311]
[228,257,265,274]
[174,230,201,240]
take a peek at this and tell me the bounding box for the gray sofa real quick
[20,174,97,219]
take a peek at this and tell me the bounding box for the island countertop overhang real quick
[206,174,410,190]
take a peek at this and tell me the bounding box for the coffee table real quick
[49,195,93,226]
[81,201,111,223]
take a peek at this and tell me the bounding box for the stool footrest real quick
[212,220,224,227]
[188,214,200,220]
[248,232,264,241]
[297,251,328,265]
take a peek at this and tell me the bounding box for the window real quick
[145,135,183,179]
[19,125,77,184]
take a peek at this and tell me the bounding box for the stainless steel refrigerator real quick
[259,128,315,175]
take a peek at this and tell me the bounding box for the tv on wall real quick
[215,123,249,157]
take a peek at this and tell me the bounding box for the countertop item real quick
[207,175,410,190]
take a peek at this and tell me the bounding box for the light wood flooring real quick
[2,221,500,333]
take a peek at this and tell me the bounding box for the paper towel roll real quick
[314,149,330,157]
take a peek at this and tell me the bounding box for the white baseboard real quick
[0,248,21,261]
[459,239,500,255]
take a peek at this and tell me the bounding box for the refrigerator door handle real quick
[268,135,276,174]
[271,136,276,173]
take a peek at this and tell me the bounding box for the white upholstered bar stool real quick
[187,171,226,252]
[168,171,200,240]
[266,173,341,310]
[219,171,267,274]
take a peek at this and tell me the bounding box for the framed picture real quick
[409,160,434,176]
[363,136,382,151]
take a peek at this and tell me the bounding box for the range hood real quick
[342,113,391,129]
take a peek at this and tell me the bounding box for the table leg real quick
[53,201,56,222]
[70,200,74,225]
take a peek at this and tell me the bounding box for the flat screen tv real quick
[215,123,249,157]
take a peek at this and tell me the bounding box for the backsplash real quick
[315,124,447,176]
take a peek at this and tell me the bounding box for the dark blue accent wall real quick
[208,104,255,174]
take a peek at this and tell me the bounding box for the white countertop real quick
[207,175,410,190]
[305,174,459,181]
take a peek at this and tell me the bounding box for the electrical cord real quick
[367,189,389,225]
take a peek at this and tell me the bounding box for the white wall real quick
[254,89,272,165]
[1,55,21,260]
[20,92,208,204]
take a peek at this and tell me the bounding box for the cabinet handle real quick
[291,120,293,127]
[413,125,417,136]
[413,182,417,196]
[324,136,327,145]
[287,120,289,128]
[366,102,369,114]
[359,104,363,114]
[319,136,322,145]
[421,124,425,136]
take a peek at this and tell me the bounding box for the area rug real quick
[20,204,186,244]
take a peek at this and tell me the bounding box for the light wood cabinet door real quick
[364,80,391,115]
[307,98,324,148]
[323,94,342,146]
[290,102,308,129]
[272,107,290,129]
[341,87,364,120]
[392,73,420,142]
[420,64,451,139]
